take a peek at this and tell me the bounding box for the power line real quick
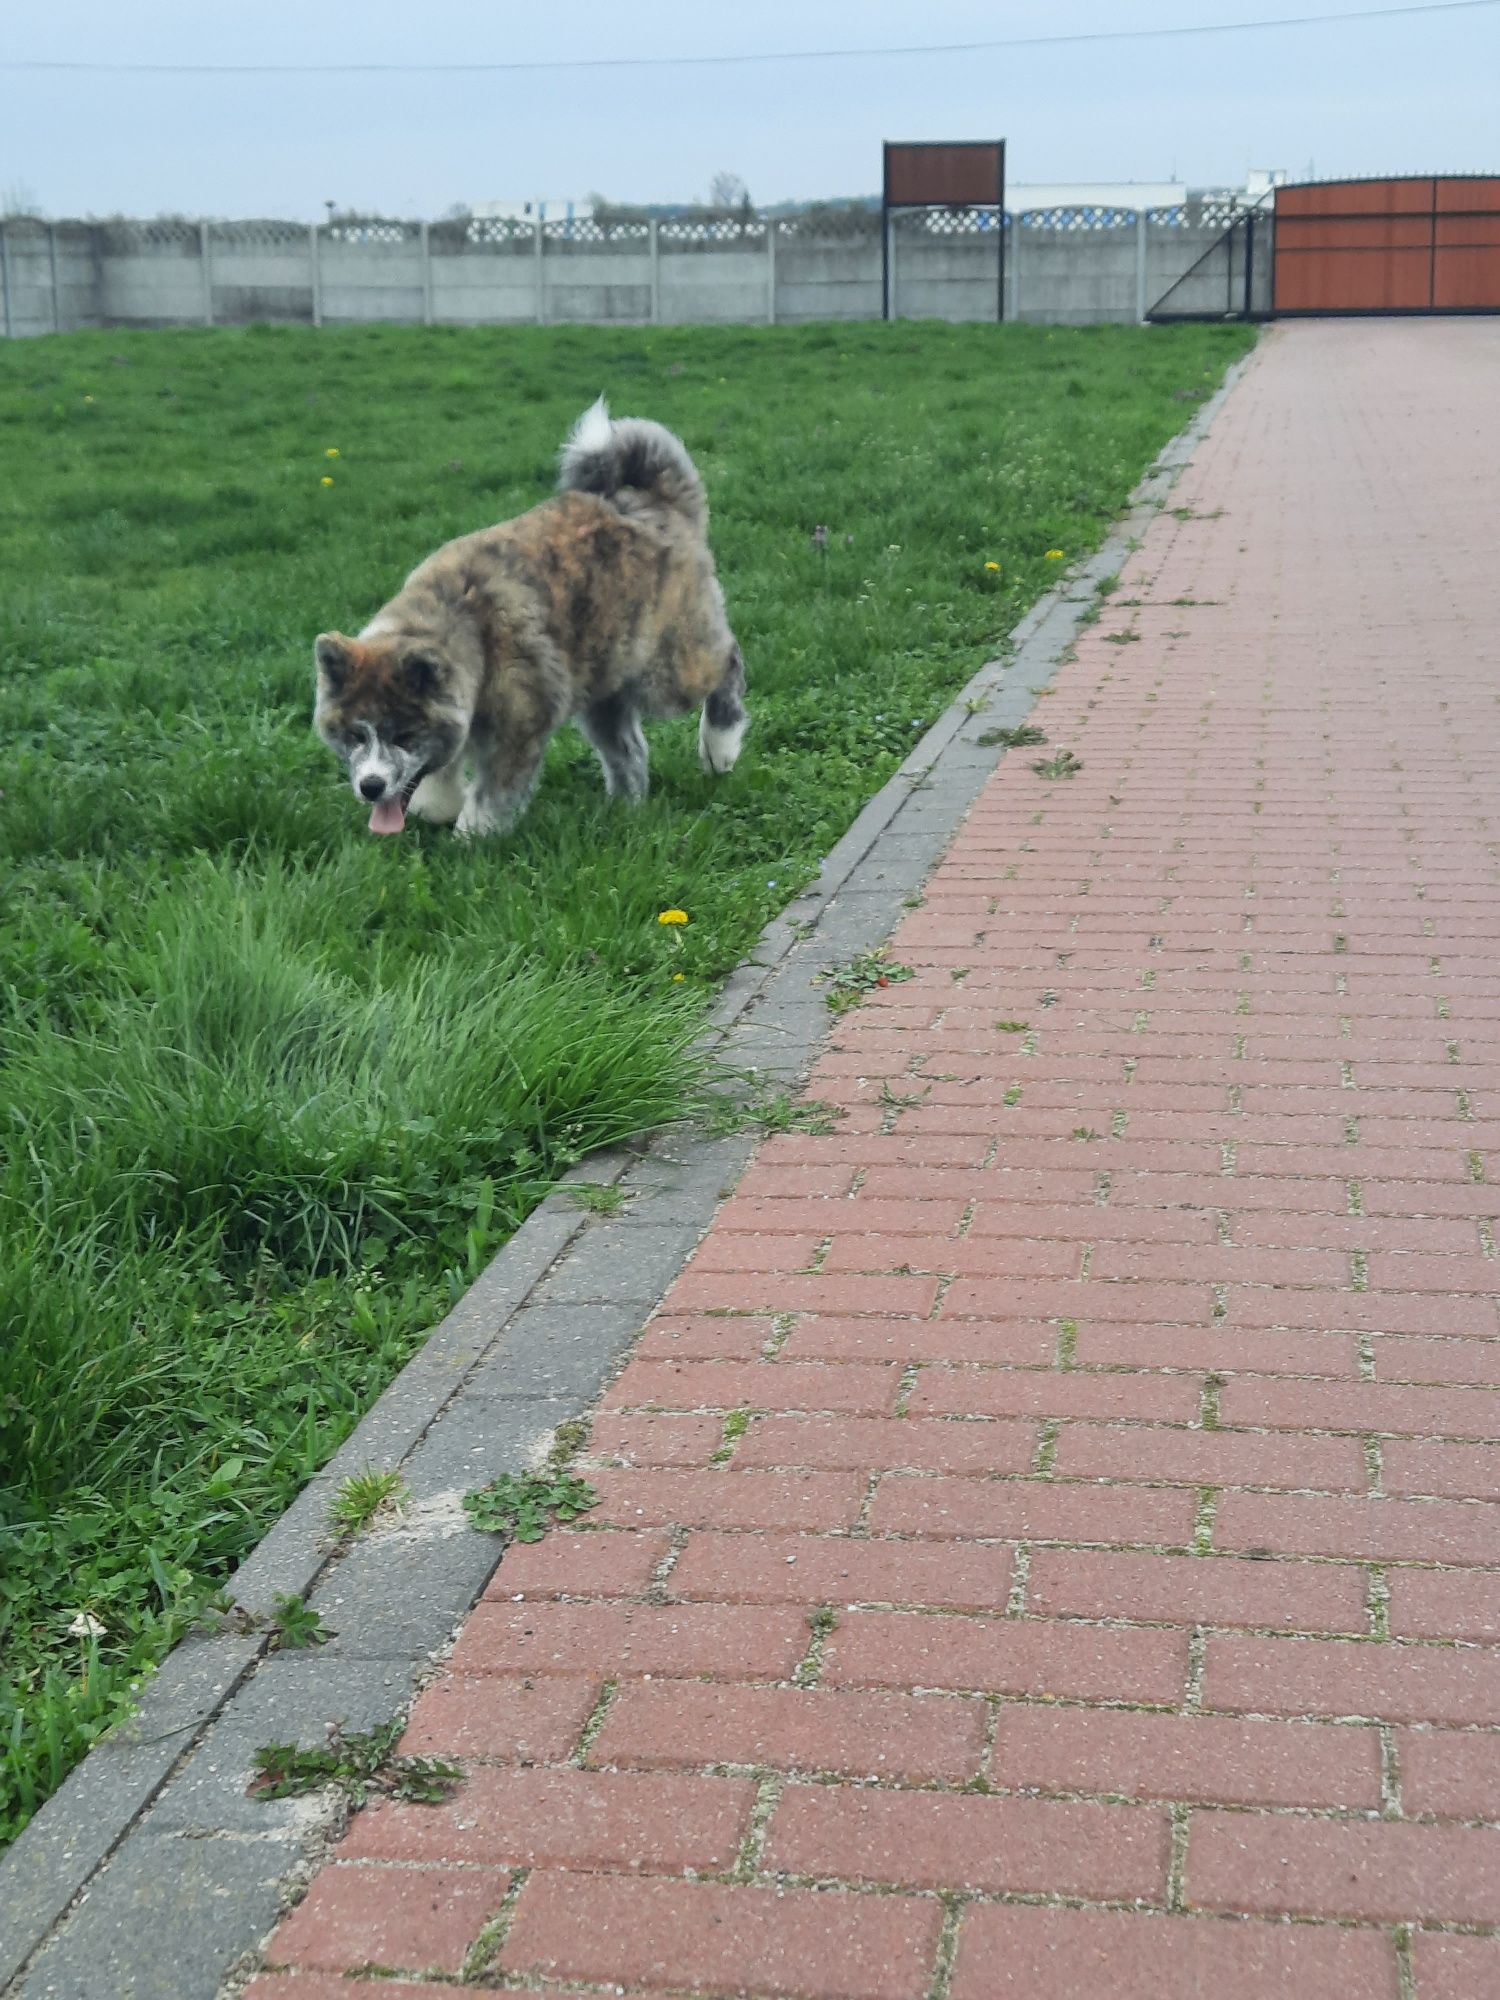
[5,0,1497,77]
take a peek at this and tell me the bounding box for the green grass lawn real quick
[0,316,1254,1845]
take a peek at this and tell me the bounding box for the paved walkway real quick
[247,322,1500,2000]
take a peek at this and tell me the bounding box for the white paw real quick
[409,771,464,825]
[699,711,747,775]
[454,799,499,840]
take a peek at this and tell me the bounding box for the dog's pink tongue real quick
[369,797,407,836]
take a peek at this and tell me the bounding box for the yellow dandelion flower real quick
[1044,549,1065,561]
[984,561,1001,572]
[657,908,688,925]
[83,394,95,405]
[672,972,685,982]
[325,447,340,458]
[320,475,334,487]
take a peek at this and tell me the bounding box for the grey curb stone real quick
[0,348,1254,2000]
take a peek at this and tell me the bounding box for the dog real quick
[313,398,748,837]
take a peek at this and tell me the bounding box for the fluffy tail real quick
[557,396,708,533]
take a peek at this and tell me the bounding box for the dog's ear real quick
[314,633,354,688]
[402,651,445,697]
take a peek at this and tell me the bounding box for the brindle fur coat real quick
[314,399,748,837]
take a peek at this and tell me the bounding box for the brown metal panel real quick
[1277,216,1431,250]
[1275,247,1432,311]
[1276,178,1435,218]
[1436,178,1500,212]
[884,143,1003,207]
[1434,248,1500,308]
[1436,215,1500,247]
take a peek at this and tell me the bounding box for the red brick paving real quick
[255,324,1500,1993]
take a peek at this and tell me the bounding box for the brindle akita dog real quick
[313,398,748,836]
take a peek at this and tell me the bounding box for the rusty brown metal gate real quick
[1274,175,1500,314]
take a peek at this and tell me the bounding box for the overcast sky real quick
[4,1,1495,220]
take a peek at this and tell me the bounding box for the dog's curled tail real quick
[557,396,708,533]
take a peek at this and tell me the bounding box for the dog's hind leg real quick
[409,761,465,825]
[578,688,650,803]
[698,641,748,775]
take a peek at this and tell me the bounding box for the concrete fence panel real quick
[1,207,1268,337]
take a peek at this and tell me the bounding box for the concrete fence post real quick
[534,219,545,324]
[766,218,777,325]
[884,212,896,318]
[420,220,434,325]
[48,223,61,332]
[0,222,14,337]
[309,223,322,327]
[1010,215,1021,323]
[1134,208,1148,322]
[648,217,660,324]
[199,220,214,326]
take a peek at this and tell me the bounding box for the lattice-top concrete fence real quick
[0,203,1269,338]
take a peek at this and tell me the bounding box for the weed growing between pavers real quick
[462,1473,600,1542]
[817,947,917,1013]
[976,724,1046,749]
[0,315,1253,1844]
[328,1469,409,1536]
[251,1717,460,1806]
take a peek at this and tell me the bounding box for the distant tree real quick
[708,171,750,213]
[2,180,42,219]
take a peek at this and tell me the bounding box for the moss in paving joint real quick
[1468,1150,1486,1184]
[548,1418,591,1471]
[805,1234,833,1275]
[711,1408,752,1465]
[1445,1039,1463,1066]
[793,1606,839,1687]
[1346,1179,1364,1217]
[1055,1321,1078,1370]
[1457,1088,1475,1122]
[1165,1801,1192,1910]
[1199,1375,1224,1431]
[851,1471,882,1537]
[1210,1285,1228,1324]
[1357,1336,1378,1384]
[461,1868,531,1981]
[1379,1724,1404,1821]
[1094,1172,1112,1206]
[1005,1544,1032,1619]
[1368,1564,1391,1640]
[1033,1420,1061,1478]
[1213,1209,1232,1247]
[572,1680,619,1766]
[1078,1244,1094,1282]
[1218,1142,1237,1176]
[1192,1489,1217,1555]
[731,1772,786,1882]
[925,1894,967,2000]
[894,1362,922,1417]
[1436,994,1452,1021]
[1349,1250,1369,1293]
[1479,1219,1496,1260]
[1109,1110,1127,1140]
[1391,1924,1420,2000]
[761,1313,798,1358]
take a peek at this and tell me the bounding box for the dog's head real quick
[314,633,466,835]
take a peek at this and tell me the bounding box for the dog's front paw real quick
[410,770,465,825]
[454,800,499,840]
